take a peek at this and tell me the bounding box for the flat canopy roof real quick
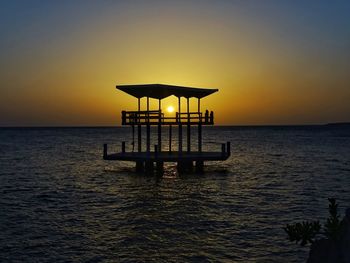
[116,84,218,99]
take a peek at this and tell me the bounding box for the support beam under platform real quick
[104,151,230,162]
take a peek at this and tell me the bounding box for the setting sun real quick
[167,106,175,113]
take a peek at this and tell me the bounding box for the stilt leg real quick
[195,161,204,173]
[136,161,144,173]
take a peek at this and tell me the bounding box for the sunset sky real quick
[1,0,349,126]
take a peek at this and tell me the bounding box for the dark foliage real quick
[284,198,342,246]
[284,221,321,246]
[324,198,341,241]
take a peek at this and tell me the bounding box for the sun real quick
[167,106,174,113]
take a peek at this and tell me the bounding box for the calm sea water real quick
[1,126,349,262]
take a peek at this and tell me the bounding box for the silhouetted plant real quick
[284,198,341,246]
[324,198,341,241]
[284,221,321,246]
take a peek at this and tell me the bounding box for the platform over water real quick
[105,84,230,172]
[104,151,230,162]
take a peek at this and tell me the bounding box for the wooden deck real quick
[104,151,230,162]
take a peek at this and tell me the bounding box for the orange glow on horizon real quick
[0,2,349,126]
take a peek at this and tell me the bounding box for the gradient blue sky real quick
[1,0,350,126]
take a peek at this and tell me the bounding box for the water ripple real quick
[0,127,349,262]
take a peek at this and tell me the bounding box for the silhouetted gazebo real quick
[103,84,230,173]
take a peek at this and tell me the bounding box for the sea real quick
[1,126,349,262]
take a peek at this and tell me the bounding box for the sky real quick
[1,0,350,126]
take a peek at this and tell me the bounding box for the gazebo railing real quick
[121,110,214,125]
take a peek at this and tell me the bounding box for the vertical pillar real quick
[195,161,204,173]
[187,98,191,152]
[198,98,202,152]
[138,98,141,152]
[103,144,107,159]
[156,161,164,175]
[198,124,202,152]
[178,97,182,153]
[158,99,162,152]
[136,161,144,172]
[122,141,126,153]
[198,98,200,113]
[169,125,172,152]
[227,141,231,155]
[221,143,226,155]
[122,111,126,125]
[136,97,143,172]
[146,97,150,153]
[145,161,154,174]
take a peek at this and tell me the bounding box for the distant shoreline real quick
[324,122,350,127]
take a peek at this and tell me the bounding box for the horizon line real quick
[1,122,349,129]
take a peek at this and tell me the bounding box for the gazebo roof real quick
[116,84,218,99]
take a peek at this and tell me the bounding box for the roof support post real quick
[198,98,202,152]
[198,98,200,113]
[187,97,191,152]
[138,98,141,152]
[178,97,182,153]
[146,97,150,153]
[158,99,162,152]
